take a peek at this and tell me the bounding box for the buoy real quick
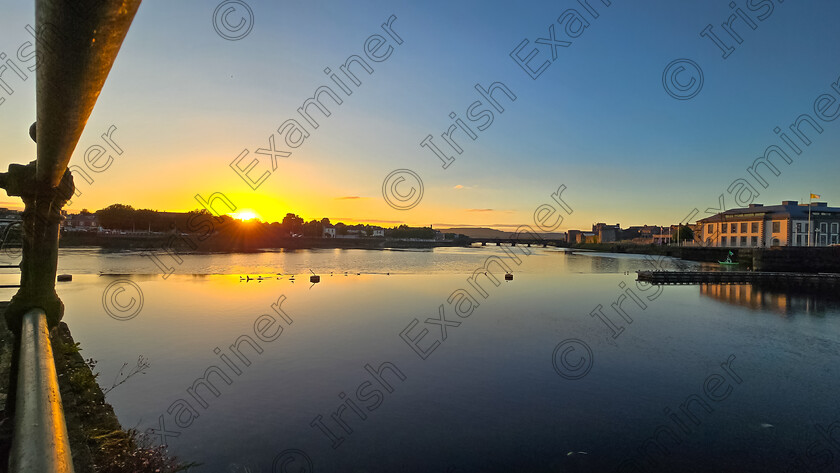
[57,274,72,282]
[310,275,320,283]
[504,273,513,280]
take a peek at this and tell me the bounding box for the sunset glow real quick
[230,210,259,222]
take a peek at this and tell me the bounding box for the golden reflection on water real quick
[699,283,838,316]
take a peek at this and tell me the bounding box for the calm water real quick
[5,247,840,472]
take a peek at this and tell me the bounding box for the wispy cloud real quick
[334,196,368,200]
[453,184,477,190]
[454,185,464,189]
[466,208,494,213]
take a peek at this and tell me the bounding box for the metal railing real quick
[9,308,74,473]
[1,1,139,469]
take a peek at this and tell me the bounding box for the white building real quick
[698,201,840,247]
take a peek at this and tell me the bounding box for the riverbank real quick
[0,303,192,472]
[571,243,840,273]
[58,231,468,252]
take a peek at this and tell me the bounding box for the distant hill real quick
[438,227,566,239]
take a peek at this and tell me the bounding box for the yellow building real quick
[697,201,840,247]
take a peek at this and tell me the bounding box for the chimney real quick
[781,200,798,206]
[748,204,763,208]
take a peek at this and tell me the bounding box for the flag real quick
[811,193,821,199]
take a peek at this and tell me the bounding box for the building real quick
[371,227,385,237]
[63,212,99,230]
[697,201,840,247]
[0,208,21,220]
[581,232,597,243]
[652,230,671,245]
[592,223,620,243]
[323,226,336,238]
[620,225,668,244]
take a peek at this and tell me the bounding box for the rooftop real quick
[698,201,840,222]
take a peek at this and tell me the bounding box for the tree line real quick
[85,205,440,239]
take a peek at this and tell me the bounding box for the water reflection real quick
[38,248,840,472]
[699,283,840,316]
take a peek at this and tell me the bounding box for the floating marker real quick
[505,273,513,281]
[57,274,72,282]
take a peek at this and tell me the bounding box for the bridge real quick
[0,1,141,471]
[466,237,568,248]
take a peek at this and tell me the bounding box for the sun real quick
[230,209,260,222]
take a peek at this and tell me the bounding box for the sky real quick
[0,0,839,231]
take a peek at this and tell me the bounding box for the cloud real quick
[334,196,368,200]
[466,209,495,212]
[454,185,464,189]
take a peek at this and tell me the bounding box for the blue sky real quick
[0,0,838,230]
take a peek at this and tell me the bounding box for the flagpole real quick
[808,192,812,247]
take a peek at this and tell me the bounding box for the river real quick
[5,246,839,472]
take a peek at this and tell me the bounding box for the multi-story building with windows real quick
[697,201,840,247]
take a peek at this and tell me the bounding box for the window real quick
[740,223,747,233]
[751,236,758,246]
[731,223,737,233]
[722,224,727,234]
[833,235,839,245]
[751,222,759,233]
[772,238,780,246]
[796,223,802,232]
[772,221,781,233]
[740,236,747,246]
[708,224,713,233]
[797,235,802,246]
[832,223,839,235]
